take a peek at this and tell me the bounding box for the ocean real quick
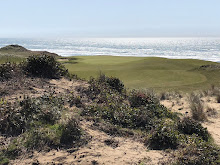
[0,37,220,62]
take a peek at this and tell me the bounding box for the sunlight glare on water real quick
[0,37,220,62]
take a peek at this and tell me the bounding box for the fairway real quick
[63,56,220,92]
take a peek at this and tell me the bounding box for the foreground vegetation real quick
[0,53,220,164]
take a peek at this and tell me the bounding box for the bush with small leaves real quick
[60,117,82,145]
[146,119,179,150]
[24,118,82,150]
[178,117,209,141]
[129,90,158,108]
[22,55,68,78]
[106,76,124,93]
[68,95,83,108]
[0,95,63,136]
[0,153,9,165]
[24,126,61,150]
[174,138,220,165]
[0,62,17,81]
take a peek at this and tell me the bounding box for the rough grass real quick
[0,56,24,64]
[62,56,220,92]
[189,93,207,121]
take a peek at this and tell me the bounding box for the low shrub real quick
[68,95,83,108]
[145,119,179,150]
[82,103,134,128]
[0,153,9,165]
[106,76,124,93]
[178,117,209,141]
[0,95,64,136]
[0,104,26,136]
[24,118,82,150]
[60,117,82,145]
[22,55,68,78]
[4,142,21,160]
[129,90,158,108]
[0,62,16,81]
[83,100,176,130]
[0,139,22,163]
[24,126,61,150]
[86,75,126,105]
[129,92,152,108]
[146,119,179,150]
[88,74,124,97]
[83,80,176,130]
[173,140,220,165]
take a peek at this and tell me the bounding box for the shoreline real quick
[1,37,220,62]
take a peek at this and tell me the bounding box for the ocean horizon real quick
[0,37,220,62]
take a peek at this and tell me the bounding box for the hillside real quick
[0,45,59,58]
[0,54,220,164]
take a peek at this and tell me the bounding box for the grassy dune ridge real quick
[62,56,220,92]
[1,52,220,164]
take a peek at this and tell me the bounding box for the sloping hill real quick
[0,44,59,57]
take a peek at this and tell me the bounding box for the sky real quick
[0,0,220,38]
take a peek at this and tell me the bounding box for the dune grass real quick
[0,56,24,64]
[62,56,220,92]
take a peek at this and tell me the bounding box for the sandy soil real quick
[11,120,168,165]
[4,78,167,165]
[2,77,220,164]
[161,95,220,145]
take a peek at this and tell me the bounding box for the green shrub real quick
[83,78,176,130]
[22,55,68,78]
[0,103,26,136]
[4,142,21,160]
[60,117,82,145]
[0,95,63,136]
[86,76,126,105]
[129,90,158,108]
[0,153,9,165]
[178,117,209,141]
[174,140,220,165]
[82,104,134,128]
[68,95,83,108]
[24,126,61,150]
[0,62,16,81]
[106,76,124,93]
[88,74,124,97]
[83,100,176,130]
[147,119,179,150]
[24,118,82,150]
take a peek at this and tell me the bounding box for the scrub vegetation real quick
[0,46,220,164]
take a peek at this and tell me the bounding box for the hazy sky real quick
[0,0,220,38]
